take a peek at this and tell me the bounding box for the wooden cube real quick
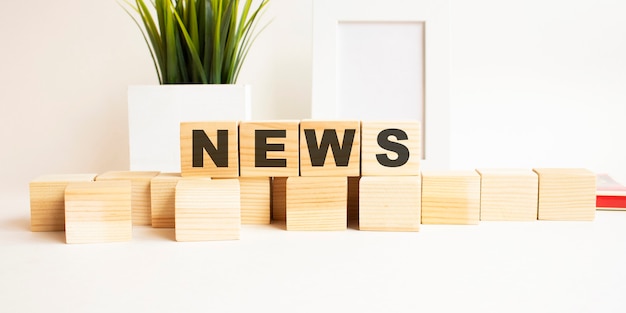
[240,177,271,224]
[216,177,271,224]
[533,168,596,221]
[29,174,97,231]
[175,179,241,241]
[180,121,239,178]
[286,177,347,231]
[359,176,421,231]
[300,120,360,177]
[239,121,299,177]
[361,121,421,176]
[150,173,184,228]
[64,181,132,244]
[95,171,160,226]
[421,171,480,225]
[272,177,287,222]
[476,169,538,221]
[347,176,360,222]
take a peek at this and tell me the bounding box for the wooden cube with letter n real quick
[421,171,480,225]
[286,177,347,231]
[359,176,421,231]
[29,174,97,231]
[180,121,239,178]
[175,179,241,241]
[533,168,596,221]
[361,121,421,176]
[64,181,132,244]
[239,121,299,177]
[300,120,360,177]
[95,171,160,226]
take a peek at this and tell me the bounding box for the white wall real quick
[1,0,625,195]
[450,0,626,181]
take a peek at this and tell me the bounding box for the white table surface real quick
[1,194,625,313]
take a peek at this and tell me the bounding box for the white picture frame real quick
[312,0,449,170]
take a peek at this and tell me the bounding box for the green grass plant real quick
[122,0,269,84]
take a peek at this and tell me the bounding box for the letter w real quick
[304,129,355,167]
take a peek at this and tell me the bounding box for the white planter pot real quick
[128,84,251,172]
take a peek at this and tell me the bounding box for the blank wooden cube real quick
[533,168,596,221]
[476,169,538,221]
[300,120,360,177]
[421,171,480,225]
[272,177,287,222]
[150,173,183,228]
[239,121,299,177]
[217,177,270,224]
[347,176,360,222]
[96,171,160,226]
[361,121,421,176]
[64,181,132,244]
[175,179,241,241]
[240,177,271,224]
[29,174,97,231]
[286,177,347,231]
[359,176,421,231]
[180,121,239,178]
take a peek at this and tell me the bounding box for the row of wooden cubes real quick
[30,168,596,243]
[274,168,596,231]
[29,171,271,243]
[181,120,421,177]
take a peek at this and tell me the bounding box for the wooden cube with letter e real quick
[239,120,299,177]
[180,121,239,178]
[299,120,360,177]
[361,121,421,176]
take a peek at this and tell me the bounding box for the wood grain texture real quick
[347,176,360,222]
[361,121,421,176]
[175,179,240,241]
[239,121,300,177]
[359,176,421,231]
[150,173,184,228]
[96,171,160,226]
[272,177,287,222]
[29,174,97,232]
[533,168,596,221]
[64,181,132,244]
[476,169,538,221]
[180,121,239,178]
[216,177,270,224]
[286,176,347,231]
[421,171,481,225]
[299,120,360,177]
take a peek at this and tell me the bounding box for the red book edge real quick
[596,195,626,210]
[596,174,626,210]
